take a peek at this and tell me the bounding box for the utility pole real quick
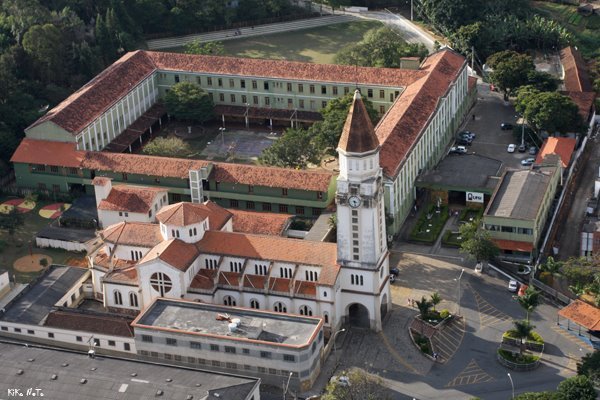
[411,0,414,21]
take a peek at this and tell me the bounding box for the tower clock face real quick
[348,196,361,208]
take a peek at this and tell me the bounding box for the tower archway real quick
[347,303,370,328]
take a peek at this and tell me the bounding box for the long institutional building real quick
[10,48,475,234]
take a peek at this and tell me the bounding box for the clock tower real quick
[336,90,391,332]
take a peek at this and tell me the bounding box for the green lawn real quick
[167,20,383,64]
[409,203,449,244]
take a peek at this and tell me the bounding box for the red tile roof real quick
[229,209,291,236]
[243,274,267,290]
[103,266,139,284]
[10,138,85,168]
[139,238,199,271]
[212,162,333,192]
[156,201,232,228]
[101,221,163,247]
[98,185,165,213]
[535,137,576,168]
[561,90,596,122]
[338,90,379,153]
[376,49,466,177]
[269,277,291,293]
[28,51,156,134]
[218,271,241,287]
[82,151,210,179]
[44,310,134,337]
[491,239,534,252]
[560,47,594,92]
[294,280,317,297]
[558,300,600,331]
[146,51,424,87]
[196,231,339,285]
[93,248,137,271]
[190,268,218,290]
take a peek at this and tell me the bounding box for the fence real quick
[531,278,573,305]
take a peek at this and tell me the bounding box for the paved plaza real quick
[201,129,277,162]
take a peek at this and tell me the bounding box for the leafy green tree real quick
[518,287,540,322]
[578,350,600,386]
[556,375,597,400]
[0,208,24,235]
[513,319,535,355]
[415,296,432,319]
[164,82,214,123]
[322,368,390,400]
[522,92,582,135]
[526,70,558,92]
[259,128,319,169]
[22,23,65,83]
[459,220,499,262]
[487,50,535,100]
[430,292,441,311]
[142,137,192,158]
[184,40,224,56]
[540,256,563,274]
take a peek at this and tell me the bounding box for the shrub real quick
[498,349,539,364]
[440,309,450,319]
[39,258,48,267]
[539,271,554,285]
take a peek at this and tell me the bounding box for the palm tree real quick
[513,320,535,355]
[517,287,540,322]
[430,292,442,312]
[415,296,432,320]
[540,256,562,274]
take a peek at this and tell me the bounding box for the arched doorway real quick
[348,303,370,328]
[380,294,388,319]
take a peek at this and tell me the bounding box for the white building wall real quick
[104,282,141,310]
[98,209,152,228]
[138,261,184,307]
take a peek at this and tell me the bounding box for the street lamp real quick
[282,371,293,400]
[507,373,515,399]
[455,268,465,315]
[218,127,226,147]
[333,328,346,365]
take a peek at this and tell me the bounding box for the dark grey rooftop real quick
[417,154,502,192]
[0,340,259,400]
[486,167,556,220]
[0,266,86,324]
[134,299,321,347]
[36,225,97,243]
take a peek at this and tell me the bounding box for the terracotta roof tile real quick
[212,162,333,192]
[44,310,134,337]
[491,239,534,252]
[93,248,137,271]
[10,139,85,168]
[558,300,600,331]
[294,280,317,297]
[98,185,165,213]
[218,271,241,287]
[139,238,199,271]
[190,268,218,290]
[338,90,379,153]
[156,201,232,228]
[534,137,576,168]
[229,209,291,236]
[92,176,111,186]
[101,221,163,247]
[243,274,267,290]
[560,47,594,92]
[82,151,209,179]
[27,51,157,134]
[269,277,291,293]
[376,49,466,177]
[560,90,596,122]
[103,266,139,284]
[196,231,339,285]
[146,51,424,87]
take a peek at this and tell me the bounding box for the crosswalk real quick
[469,284,511,328]
[550,324,594,352]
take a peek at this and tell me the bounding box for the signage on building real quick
[466,192,484,203]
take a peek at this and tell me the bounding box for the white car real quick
[508,280,519,292]
[507,144,516,153]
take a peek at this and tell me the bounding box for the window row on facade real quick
[484,224,533,235]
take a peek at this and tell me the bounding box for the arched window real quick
[224,295,236,306]
[150,272,172,296]
[129,292,139,308]
[113,290,122,305]
[324,312,329,324]
[299,305,313,316]
[273,302,287,313]
[250,299,260,309]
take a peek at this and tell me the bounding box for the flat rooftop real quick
[416,154,502,192]
[486,167,556,220]
[134,299,322,347]
[0,266,87,324]
[0,340,259,400]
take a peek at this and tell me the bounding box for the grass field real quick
[168,20,383,64]
[533,1,600,58]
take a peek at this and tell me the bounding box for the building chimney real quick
[92,177,112,206]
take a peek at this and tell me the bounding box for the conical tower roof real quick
[337,90,379,154]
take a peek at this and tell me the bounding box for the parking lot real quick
[456,83,536,172]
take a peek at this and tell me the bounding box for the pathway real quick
[356,10,436,51]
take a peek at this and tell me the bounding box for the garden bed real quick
[409,204,449,244]
[410,329,433,357]
[458,208,483,224]
[502,330,544,352]
[441,230,463,248]
[497,348,541,371]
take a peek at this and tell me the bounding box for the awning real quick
[558,300,600,331]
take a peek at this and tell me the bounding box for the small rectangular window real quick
[166,338,177,346]
[321,86,326,94]
[174,75,180,83]
[262,203,272,211]
[279,204,288,213]
[252,80,257,89]
[299,99,304,109]
[260,351,272,359]
[265,97,270,106]
[246,201,255,210]
[48,332,54,338]
[229,78,234,88]
[142,335,153,343]
[230,199,239,208]
[124,343,131,351]
[225,346,236,354]
[27,329,34,334]
[218,78,223,87]
[380,105,385,114]
[108,340,116,346]
[253,95,259,105]
[241,79,246,88]
[333,87,338,95]
[283,354,296,362]
[14,328,22,333]
[379,89,385,99]
[76,336,82,342]
[298,84,303,93]
[367,89,373,98]
[264,82,269,90]
[219,93,225,102]
[317,191,323,200]
[230,94,236,103]
[287,82,292,91]
[210,344,219,351]
[190,342,202,349]
[309,85,315,94]
[207,77,213,86]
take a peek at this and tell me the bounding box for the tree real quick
[322,368,390,400]
[259,127,319,169]
[512,319,535,355]
[578,350,600,386]
[459,221,499,262]
[540,256,563,274]
[488,50,535,100]
[556,375,597,400]
[184,40,224,56]
[22,23,65,83]
[430,292,441,311]
[415,296,432,319]
[526,70,559,92]
[518,287,540,322]
[142,137,192,158]
[164,82,214,123]
[0,208,24,235]
[522,92,582,135]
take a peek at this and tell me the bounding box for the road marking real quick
[562,353,578,374]
[431,317,465,364]
[469,283,511,328]
[378,331,420,375]
[130,378,149,383]
[446,359,495,387]
[550,324,593,352]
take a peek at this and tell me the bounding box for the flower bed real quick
[458,208,483,224]
[502,330,544,352]
[410,329,433,357]
[409,204,449,244]
[497,348,541,371]
[441,230,463,247]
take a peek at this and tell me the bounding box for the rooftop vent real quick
[131,373,137,377]
[186,396,193,400]
[165,378,172,382]
[155,390,163,397]
[228,322,238,333]
[16,369,24,375]
[27,358,35,362]
[80,378,87,384]
[51,374,58,380]
[90,367,97,371]
[61,363,69,367]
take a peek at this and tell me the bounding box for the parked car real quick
[390,267,400,277]
[389,274,396,283]
[459,130,476,140]
[501,123,513,130]
[508,280,519,292]
[457,138,472,146]
[449,146,467,154]
[521,157,535,166]
[518,144,526,153]
[528,146,537,155]
[507,144,516,153]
